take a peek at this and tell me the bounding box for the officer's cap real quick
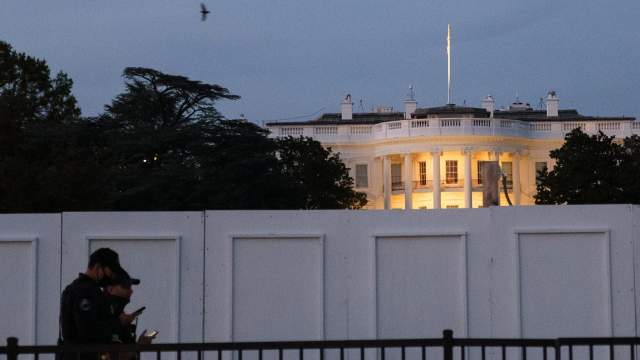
[89,248,122,271]
[111,267,141,287]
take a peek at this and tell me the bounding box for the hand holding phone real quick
[132,306,146,317]
[138,329,158,344]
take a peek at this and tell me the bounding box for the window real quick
[391,163,402,190]
[477,161,488,184]
[355,164,368,188]
[445,160,458,184]
[501,161,513,188]
[419,161,427,185]
[535,161,548,185]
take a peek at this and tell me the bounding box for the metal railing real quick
[413,180,433,190]
[392,181,404,191]
[4,331,640,360]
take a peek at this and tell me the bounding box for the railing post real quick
[443,330,453,360]
[554,339,561,360]
[7,337,18,360]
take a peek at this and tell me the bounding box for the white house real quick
[266,91,637,209]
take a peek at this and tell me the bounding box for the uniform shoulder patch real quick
[79,298,92,311]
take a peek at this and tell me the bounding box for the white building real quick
[266,91,637,209]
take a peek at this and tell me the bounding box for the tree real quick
[99,67,302,210]
[535,128,628,204]
[620,135,640,203]
[0,40,92,212]
[275,136,368,209]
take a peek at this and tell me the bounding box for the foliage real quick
[276,136,368,209]
[0,40,93,212]
[0,44,365,211]
[534,128,639,204]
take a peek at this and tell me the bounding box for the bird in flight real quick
[200,3,210,21]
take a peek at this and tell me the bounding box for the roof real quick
[493,109,634,122]
[265,104,635,126]
[414,104,489,118]
[265,112,404,126]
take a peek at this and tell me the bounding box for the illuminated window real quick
[445,160,458,184]
[477,161,488,184]
[535,161,548,185]
[391,164,402,190]
[355,164,368,188]
[501,161,513,188]
[419,161,427,185]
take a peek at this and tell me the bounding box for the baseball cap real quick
[111,267,141,287]
[89,248,122,272]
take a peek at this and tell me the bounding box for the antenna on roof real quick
[538,97,544,110]
[359,99,365,112]
[407,85,415,101]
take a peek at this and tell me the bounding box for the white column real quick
[404,153,413,210]
[513,153,521,205]
[383,156,391,210]
[464,149,472,208]
[493,150,501,205]
[432,150,441,209]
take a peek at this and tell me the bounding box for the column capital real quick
[462,147,475,155]
[431,148,442,156]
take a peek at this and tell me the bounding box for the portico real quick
[380,148,522,209]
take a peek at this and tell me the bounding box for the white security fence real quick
[1,206,640,346]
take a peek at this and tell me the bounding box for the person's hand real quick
[137,334,153,344]
[137,330,156,344]
[119,312,136,326]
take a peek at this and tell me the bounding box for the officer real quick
[105,267,140,345]
[59,248,136,360]
[105,268,155,360]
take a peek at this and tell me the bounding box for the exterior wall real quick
[269,118,639,209]
[1,206,640,345]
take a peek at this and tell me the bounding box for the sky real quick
[1,0,639,123]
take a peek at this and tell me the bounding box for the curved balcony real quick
[268,118,640,143]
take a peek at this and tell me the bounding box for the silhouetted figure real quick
[200,3,210,21]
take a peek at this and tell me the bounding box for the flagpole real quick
[447,24,452,104]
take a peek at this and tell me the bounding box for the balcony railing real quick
[413,180,433,190]
[391,181,404,191]
[472,178,513,190]
[268,119,640,142]
[442,178,463,188]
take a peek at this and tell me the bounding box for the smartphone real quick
[132,306,146,317]
[145,330,158,338]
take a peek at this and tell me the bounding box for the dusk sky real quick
[2,0,639,123]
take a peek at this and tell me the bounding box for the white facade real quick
[266,94,637,209]
[2,207,640,345]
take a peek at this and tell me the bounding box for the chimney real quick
[481,95,495,118]
[546,91,559,117]
[341,94,353,120]
[403,85,417,119]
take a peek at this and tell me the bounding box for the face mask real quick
[97,269,113,288]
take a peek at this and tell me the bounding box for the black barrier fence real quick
[2,330,640,360]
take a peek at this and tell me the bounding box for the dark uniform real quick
[106,294,136,344]
[59,248,125,360]
[106,268,141,360]
[59,274,121,360]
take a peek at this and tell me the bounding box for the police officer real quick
[105,268,154,360]
[105,267,140,345]
[59,248,136,360]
